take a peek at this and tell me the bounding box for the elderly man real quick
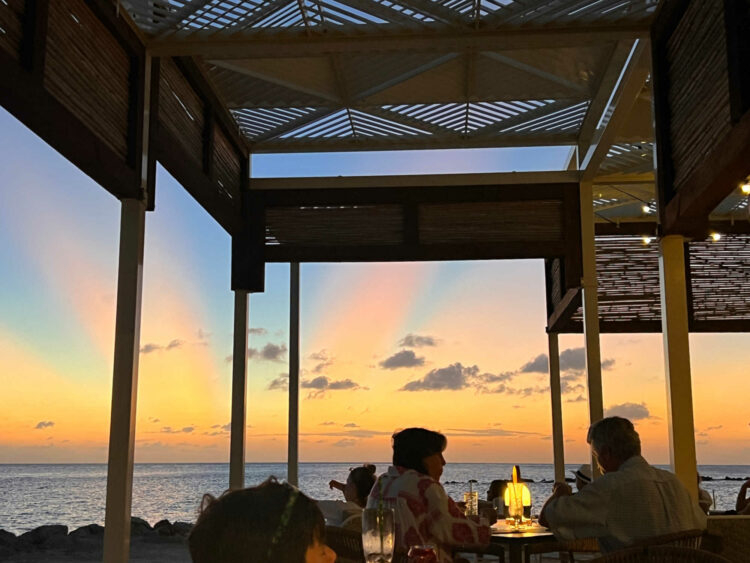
[539,417,706,552]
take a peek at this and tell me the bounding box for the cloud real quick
[475,371,514,384]
[519,354,548,374]
[140,339,184,354]
[301,376,363,397]
[161,426,195,434]
[140,343,162,354]
[333,439,356,448]
[399,334,437,348]
[560,374,585,395]
[34,421,54,429]
[604,402,651,420]
[248,342,288,362]
[559,347,615,373]
[308,350,334,374]
[210,423,232,432]
[566,394,587,403]
[148,417,160,423]
[705,425,723,431]
[446,427,542,438]
[344,423,359,428]
[482,383,548,396]
[401,363,475,391]
[320,421,335,426]
[248,328,267,335]
[379,350,425,370]
[268,373,289,391]
[197,329,211,341]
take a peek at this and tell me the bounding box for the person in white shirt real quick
[318,464,377,529]
[539,416,706,552]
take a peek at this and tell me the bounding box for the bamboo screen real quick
[45,0,131,160]
[265,205,403,246]
[0,0,23,60]
[213,123,241,203]
[666,0,732,192]
[420,201,563,244]
[159,57,205,166]
[690,235,750,321]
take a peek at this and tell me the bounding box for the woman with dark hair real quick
[366,428,490,562]
[188,479,336,563]
[319,464,377,529]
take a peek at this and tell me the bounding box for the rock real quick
[130,517,153,536]
[154,519,174,536]
[18,525,68,546]
[172,522,193,536]
[70,524,105,539]
[0,530,16,547]
[44,533,74,551]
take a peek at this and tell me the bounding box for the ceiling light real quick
[711,232,722,242]
[642,205,651,214]
[741,181,750,194]
[642,236,653,245]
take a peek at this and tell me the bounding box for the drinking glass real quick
[463,491,478,516]
[362,508,395,563]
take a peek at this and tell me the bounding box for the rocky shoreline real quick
[0,518,192,562]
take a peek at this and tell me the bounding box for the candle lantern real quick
[504,465,532,526]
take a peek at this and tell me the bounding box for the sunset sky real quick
[1,107,749,466]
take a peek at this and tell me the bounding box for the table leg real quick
[508,543,522,563]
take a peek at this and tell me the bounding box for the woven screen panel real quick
[690,235,750,321]
[159,58,205,164]
[45,0,130,160]
[549,258,563,308]
[265,205,403,246]
[667,0,731,192]
[0,0,24,59]
[419,201,562,244]
[571,236,661,325]
[213,123,241,203]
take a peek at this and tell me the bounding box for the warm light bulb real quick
[642,236,653,245]
[711,232,722,242]
[741,182,750,194]
[642,205,651,214]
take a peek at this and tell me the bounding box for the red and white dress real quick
[366,466,490,563]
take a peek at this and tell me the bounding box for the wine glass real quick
[362,507,395,563]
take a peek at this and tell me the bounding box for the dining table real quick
[490,521,555,563]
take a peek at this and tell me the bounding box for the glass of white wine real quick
[362,507,395,563]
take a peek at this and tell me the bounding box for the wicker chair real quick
[590,546,731,562]
[703,515,750,563]
[524,536,601,563]
[628,529,704,550]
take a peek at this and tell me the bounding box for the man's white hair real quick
[587,416,641,461]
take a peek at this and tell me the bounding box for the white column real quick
[579,181,604,478]
[659,235,698,499]
[288,263,300,486]
[548,332,565,483]
[229,290,248,490]
[103,199,146,563]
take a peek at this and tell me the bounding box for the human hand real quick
[552,482,573,497]
[328,480,337,490]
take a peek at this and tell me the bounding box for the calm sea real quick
[0,463,747,534]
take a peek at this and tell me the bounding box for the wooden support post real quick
[103,199,146,563]
[229,290,248,490]
[288,263,300,486]
[580,181,604,478]
[659,235,698,499]
[548,332,565,483]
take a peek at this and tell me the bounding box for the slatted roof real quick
[119,0,657,153]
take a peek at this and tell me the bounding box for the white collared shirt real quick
[544,456,706,552]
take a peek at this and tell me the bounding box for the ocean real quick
[1,463,747,535]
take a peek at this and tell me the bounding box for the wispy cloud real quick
[399,334,437,348]
[268,373,289,391]
[604,402,650,420]
[161,426,195,434]
[519,354,548,374]
[34,421,54,430]
[401,363,476,391]
[249,342,287,362]
[308,350,334,374]
[301,376,364,398]
[249,328,267,335]
[140,339,184,354]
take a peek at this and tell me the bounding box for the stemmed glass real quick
[362,507,395,563]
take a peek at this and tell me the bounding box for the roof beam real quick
[580,40,651,182]
[481,51,588,95]
[576,40,634,159]
[147,23,649,58]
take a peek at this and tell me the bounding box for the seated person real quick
[539,416,706,553]
[697,473,712,514]
[367,427,490,563]
[573,464,592,492]
[736,479,750,515]
[503,465,532,518]
[318,463,376,528]
[189,478,336,563]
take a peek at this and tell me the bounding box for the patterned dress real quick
[366,466,490,563]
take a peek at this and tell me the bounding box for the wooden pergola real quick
[2,0,749,561]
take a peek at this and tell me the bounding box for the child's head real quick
[189,479,335,563]
[344,464,377,506]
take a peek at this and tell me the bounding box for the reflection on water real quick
[0,463,747,534]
